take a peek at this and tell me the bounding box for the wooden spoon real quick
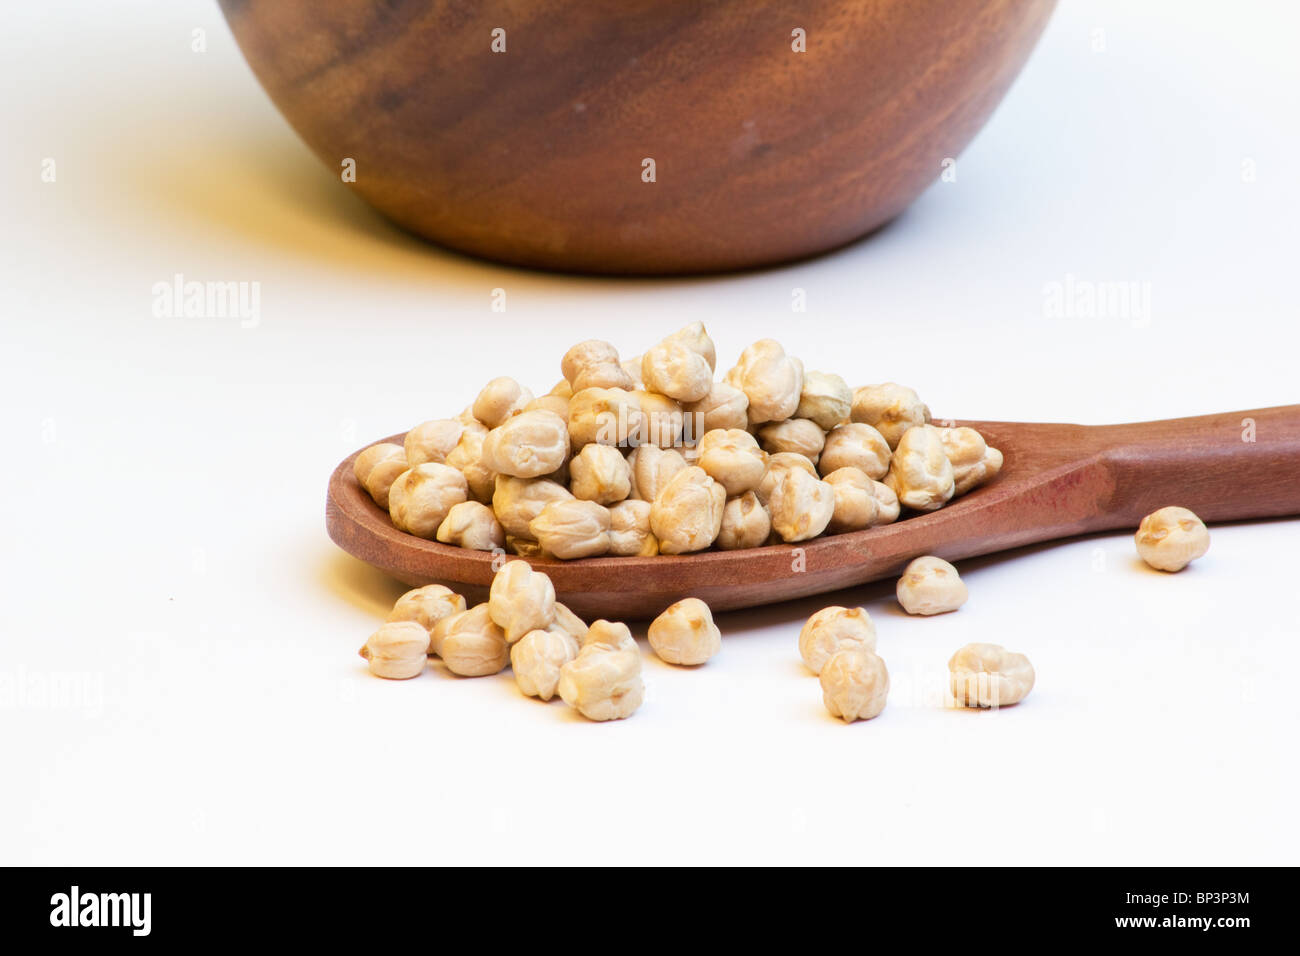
[326,406,1300,619]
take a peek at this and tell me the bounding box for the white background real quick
[3,1,1297,865]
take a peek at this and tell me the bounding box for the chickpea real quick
[798,605,877,674]
[436,501,506,551]
[641,338,713,403]
[354,443,410,511]
[633,391,685,448]
[820,647,889,722]
[567,387,643,450]
[492,475,573,538]
[480,409,570,479]
[649,466,726,554]
[767,466,835,543]
[696,428,768,496]
[822,467,880,533]
[557,621,645,720]
[1135,506,1210,572]
[389,463,469,539]
[896,555,967,615]
[757,418,826,464]
[530,499,612,559]
[717,491,771,550]
[607,499,659,556]
[851,383,931,449]
[885,424,954,512]
[647,597,721,665]
[948,642,1034,708]
[755,452,818,506]
[387,584,467,655]
[819,423,891,479]
[871,478,901,524]
[627,445,689,502]
[506,535,546,558]
[524,393,571,419]
[445,425,496,504]
[436,604,511,676]
[569,443,632,504]
[936,426,1002,496]
[553,603,590,644]
[663,320,717,372]
[683,381,750,434]
[358,621,429,679]
[723,339,803,424]
[472,376,534,429]
[404,418,464,467]
[562,340,636,393]
[796,370,852,430]
[620,354,645,390]
[511,627,580,700]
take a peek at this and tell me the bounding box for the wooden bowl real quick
[219,0,1056,274]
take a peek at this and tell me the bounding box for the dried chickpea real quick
[554,603,590,644]
[358,621,429,679]
[796,371,852,431]
[488,559,557,642]
[822,467,880,533]
[389,463,469,539]
[607,499,659,556]
[664,320,717,372]
[445,425,496,504]
[492,475,573,538]
[562,340,635,393]
[404,419,464,467]
[550,379,573,400]
[758,418,826,464]
[696,428,768,496]
[354,443,409,511]
[455,405,481,428]
[851,383,931,449]
[436,500,505,551]
[569,443,632,504]
[819,423,891,479]
[1135,506,1210,572]
[437,604,511,676]
[886,425,954,512]
[767,466,835,542]
[717,491,771,550]
[511,627,580,700]
[820,647,889,722]
[473,376,533,429]
[633,391,685,448]
[567,387,642,449]
[387,584,467,654]
[647,597,721,665]
[621,354,645,390]
[530,499,611,559]
[936,426,1003,496]
[798,606,877,674]
[896,555,967,615]
[755,452,818,506]
[479,409,570,479]
[627,445,689,503]
[557,621,645,720]
[650,466,726,554]
[724,339,803,424]
[683,381,749,434]
[949,643,1034,708]
[870,478,901,524]
[524,393,570,419]
[641,338,713,403]
[506,535,546,558]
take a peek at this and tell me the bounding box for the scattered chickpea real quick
[896,555,968,615]
[488,560,557,642]
[820,647,889,722]
[511,627,580,700]
[1135,506,1210,572]
[437,604,511,676]
[354,442,409,510]
[641,338,714,403]
[553,602,590,644]
[562,340,635,393]
[649,466,725,554]
[724,339,803,425]
[530,499,612,559]
[358,621,429,679]
[472,376,533,429]
[569,443,632,504]
[717,491,771,550]
[796,371,853,431]
[948,642,1034,708]
[851,383,931,449]
[798,605,877,674]
[663,320,717,372]
[388,463,469,539]
[387,583,467,654]
[557,621,645,720]
[647,597,721,665]
[607,499,659,556]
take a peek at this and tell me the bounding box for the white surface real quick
[2,0,1297,865]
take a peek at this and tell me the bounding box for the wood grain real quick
[325,406,1300,619]
[219,0,1056,274]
